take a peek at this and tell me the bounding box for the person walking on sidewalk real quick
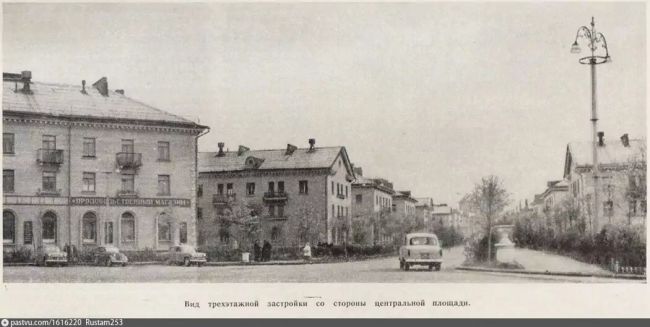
[262,240,272,262]
[302,242,312,262]
[253,240,261,262]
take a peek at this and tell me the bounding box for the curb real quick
[456,266,646,280]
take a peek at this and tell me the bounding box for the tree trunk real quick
[486,219,492,263]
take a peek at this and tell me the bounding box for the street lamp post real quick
[570,17,611,234]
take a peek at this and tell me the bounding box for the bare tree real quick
[468,175,510,262]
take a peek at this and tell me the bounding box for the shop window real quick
[158,220,172,241]
[104,222,114,244]
[82,212,97,244]
[42,212,57,243]
[121,212,135,243]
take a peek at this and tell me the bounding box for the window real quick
[121,139,134,153]
[42,135,56,149]
[82,212,97,244]
[278,181,284,192]
[331,181,334,194]
[630,200,638,215]
[158,220,171,241]
[42,171,57,192]
[3,133,14,154]
[271,226,280,241]
[42,212,57,243]
[356,194,362,204]
[23,221,33,245]
[82,172,96,192]
[180,222,188,244]
[226,183,234,195]
[268,182,275,192]
[299,180,308,194]
[197,207,203,220]
[121,212,135,243]
[332,204,335,218]
[3,170,14,193]
[157,141,170,161]
[121,174,135,193]
[3,211,15,244]
[269,205,276,217]
[345,185,348,198]
[82,138,96,157]
[104,222,113,244]
[217,184,224,195]
[197,184,203,198]
[277,205,284,218]
[158,175,170,195]
[246,183,256,195]
[604,201,614,216]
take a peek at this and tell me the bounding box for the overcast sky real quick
[3,2,646,206]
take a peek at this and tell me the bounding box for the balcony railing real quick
[116,190,138,197]
[263,191,288,202]
[213,194,236,206]
[37,149,64,165]
[116,152,142,170]
[336,193,345,199]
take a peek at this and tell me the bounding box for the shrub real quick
[121,247,165,263]
[463,232,498,264]
[3,246,32,263]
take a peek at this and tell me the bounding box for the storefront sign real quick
[70,197,191,207]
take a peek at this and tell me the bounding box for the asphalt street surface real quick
[3,247,637,283]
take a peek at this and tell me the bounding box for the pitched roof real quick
[432,205,452,215]
[198,146,351,173]
[567,139,645,167]
[352,176,395,194]
[415,197,433,207]
[3,78,203,128]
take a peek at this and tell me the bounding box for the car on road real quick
[92,246,128,267]
[399,232,443,271]
[34,244,68,267]
[167,245,207,267]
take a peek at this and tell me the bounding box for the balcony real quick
[37,149,64,165]
[263,191,288,202]
[213,194,236,206]
[116,152,142,170]
[336,193,345,199]
[116,190,138,197]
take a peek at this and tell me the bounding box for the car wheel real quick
[184,258,191,267]
[404,263,410,271]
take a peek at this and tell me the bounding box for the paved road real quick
[2,247,637,283]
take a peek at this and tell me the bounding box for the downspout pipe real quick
[194,126,210,246]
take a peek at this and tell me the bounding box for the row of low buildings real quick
[2,71,462,255]
[526,132,646,233]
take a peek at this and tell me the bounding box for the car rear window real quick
[409,237,437,245]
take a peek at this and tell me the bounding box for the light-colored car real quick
[34,244,68,267]
[92,246,128,267]
[167,245,207,267]
[399,233,443,271]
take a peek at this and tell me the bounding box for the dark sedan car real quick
[92,246,128,267]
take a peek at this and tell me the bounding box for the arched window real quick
[179,222,188,244]
[121,212,135,243]
[42,212,57,243]
[271,226,281,241]
[3,211,15,244]
[158,214,172,242]
[82,212,97,244]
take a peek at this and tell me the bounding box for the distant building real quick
[2,71,207,254]
[541,180,569,212]
[563,133,646,232]
[414,197,434,231]
[197,140,355,248]
[392,190,418,225]
[350,167,395,245]
[458,194,480,236]
[431,204,454,228]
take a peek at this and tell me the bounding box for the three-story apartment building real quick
[2,71,208,255]
[197,140,355,247]
[351,167,395,245]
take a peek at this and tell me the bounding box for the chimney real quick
[597,131,605,146]
[238,145,250,156]
[620,133,630,147]
[92,77,109,96]
[21,71,32,94]
[115,89,125,95]
[353,166,363,176]
[308,138,316,151]
[216,142,225,157]
[81,80,87,94]
[285,144,297,155]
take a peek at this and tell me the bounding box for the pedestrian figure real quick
[262,240,272,262]
[302,242,312,262]
[253,240,261,262]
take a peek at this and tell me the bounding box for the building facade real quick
[563,133,646,232]
[196,141,355,248]
[2,71,207,256]
[392,190,417,224]
[350,168,395,245]
[414,197,434,232]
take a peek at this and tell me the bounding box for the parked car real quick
[92,246,128,267]
[399,232,443,271]
[34,244,68,267]
[168,245,207,267]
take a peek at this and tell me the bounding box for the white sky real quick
[2,2,646,207]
